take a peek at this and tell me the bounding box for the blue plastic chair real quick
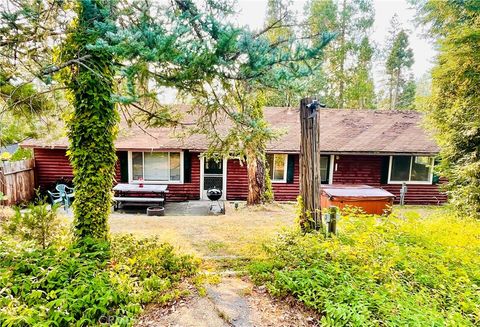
[47,190,63,206]
[56,184,75,209]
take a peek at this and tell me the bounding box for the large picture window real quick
[389,156,433,183]
[267,154,287,182]
[130,152,181,182]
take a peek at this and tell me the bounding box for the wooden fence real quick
[0,159,35,206]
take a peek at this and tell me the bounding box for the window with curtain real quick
[267,154,287,182]
[320,156,330,184]
[131,152,182,182]
[390,156,433,183]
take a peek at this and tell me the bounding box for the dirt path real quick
[136,277,319,327]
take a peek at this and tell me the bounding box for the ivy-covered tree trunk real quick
[65,0,118,240]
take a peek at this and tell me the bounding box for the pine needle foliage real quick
[414,0,480,218]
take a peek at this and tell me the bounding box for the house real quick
[20,107,447,205]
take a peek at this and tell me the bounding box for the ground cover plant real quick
[0,206,199,326]
[249,208,480,326]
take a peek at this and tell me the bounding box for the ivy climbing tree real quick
[61,0,118,240]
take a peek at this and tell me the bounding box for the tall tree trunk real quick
[66,0,118,240]
[246,147,266,205]
[338,0,347,108]
[392,68,401,109]
[388,75,394,109]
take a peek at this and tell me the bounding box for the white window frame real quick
[270,154,288,183]
[325,154,334,185]
[128,151,184,184]
[320,155,334,185]
[387,155,434,185]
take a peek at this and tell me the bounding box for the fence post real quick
[328,206,338,235]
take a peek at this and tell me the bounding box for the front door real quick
[201,158,226,200]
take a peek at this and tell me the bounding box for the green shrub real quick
[0,234,199,326]
[249,210,480,326]
[2,201,65,249]
[110,234,199,304]
[10,148,33,161]
[0,152,12,161]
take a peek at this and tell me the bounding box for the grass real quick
[109,202,296,266]
[108,202,448,272]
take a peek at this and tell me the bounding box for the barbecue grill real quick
[207,187,225,214]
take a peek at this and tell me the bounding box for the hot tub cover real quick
[322,185,395,200]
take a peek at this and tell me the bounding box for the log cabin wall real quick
[32,149,447,204]
[332,155,383,186]
[32,148,201,201]
[33,148,74,188]
[226,155,300,201]
[332,155,447,205]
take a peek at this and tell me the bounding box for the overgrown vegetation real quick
[414,0,480,219]
[0,205,199,326]
[2,201,64,249]
[249,209,480,326]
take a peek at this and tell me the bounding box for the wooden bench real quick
[113,196,165,209]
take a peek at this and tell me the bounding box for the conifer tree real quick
[414,0,480,218]
[307,0,376,109]
[385,25,415,110]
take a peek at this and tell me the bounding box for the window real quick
[267,154,287,182]
[389,156,433,183]
[130,152,182,182]
[320,156,330,184]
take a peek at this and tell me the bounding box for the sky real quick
[234,0,436,83]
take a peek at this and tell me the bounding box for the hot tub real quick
[321,185,395,215]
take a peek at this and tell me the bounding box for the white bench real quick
[113,196,165,209]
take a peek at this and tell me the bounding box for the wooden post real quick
[328,206,338,235]
[299,97,322,232]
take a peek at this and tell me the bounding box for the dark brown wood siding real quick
[226,156,300,201]
[332,155,447,205]
[33,148,200,200]
[33,148,74,188]
[32,149,446,204]
[226,159,248,200]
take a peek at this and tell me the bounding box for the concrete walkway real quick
[115,200,221,216]
[60,200,218,217]
[136,277,319,327]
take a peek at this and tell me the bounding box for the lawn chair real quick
[47,190,63,207]
[56,184,75,209]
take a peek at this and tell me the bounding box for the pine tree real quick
[384,17,415,110]
[307,0,376,109]
[415,0,480,218]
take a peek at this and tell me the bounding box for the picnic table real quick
[113,183,168,209]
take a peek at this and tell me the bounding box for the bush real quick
[10,148,33,161]
[249,210,480,326]
[0,152,12,161]
[2,201,65,249]
[0,234,199,326]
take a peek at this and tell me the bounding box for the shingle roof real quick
[21,107,439,155]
